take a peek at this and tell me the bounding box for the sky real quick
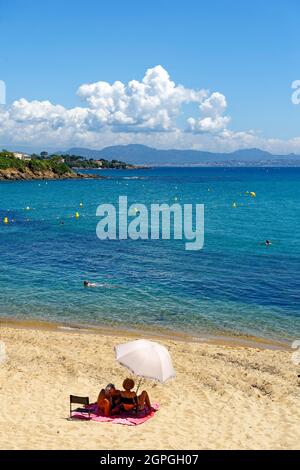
[0,0,299,153]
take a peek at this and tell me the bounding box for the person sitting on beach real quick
[97,383,121,417]
[119,378,151,412]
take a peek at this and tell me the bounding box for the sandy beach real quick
[0,322,299,450]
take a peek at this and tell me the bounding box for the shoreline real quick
[0,315,290,351]
[0,171,102,181]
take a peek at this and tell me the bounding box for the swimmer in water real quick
[83,280,97,288]
[83,280,120,289]
[259,240,272,246]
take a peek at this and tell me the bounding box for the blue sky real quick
[0,0,299,152]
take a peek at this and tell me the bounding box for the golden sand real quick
[0,323,299,450]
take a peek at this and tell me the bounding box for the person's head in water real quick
[265,240,271,246]
[83,280,89,287]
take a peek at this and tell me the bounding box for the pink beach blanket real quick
[71,403,160,426]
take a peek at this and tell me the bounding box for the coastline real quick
[0,168,102,181]
[0,316,290,351]
[0,320,299,449]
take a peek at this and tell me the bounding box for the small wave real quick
[58,326,80,331]
[85,282,120,289]
[121,176,143,180]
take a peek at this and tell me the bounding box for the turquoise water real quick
[0,167,299,342]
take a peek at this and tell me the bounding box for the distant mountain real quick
[62,145,300,166]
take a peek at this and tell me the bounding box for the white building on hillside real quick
[13,152,32,161]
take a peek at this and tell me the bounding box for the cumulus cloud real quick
[0,65,221,142]
[0,65,299,154]
[77,65,206,132]
[187,92,230,133]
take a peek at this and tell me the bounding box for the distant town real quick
[3,145,300,171]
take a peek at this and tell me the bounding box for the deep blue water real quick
[0,167,299,342]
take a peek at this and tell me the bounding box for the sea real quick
[0,167,299,343]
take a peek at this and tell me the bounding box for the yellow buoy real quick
[75,212,80,219]
[250,192,256,198]
[4,217,8,224]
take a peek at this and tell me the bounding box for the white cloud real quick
[187,92,230,133]
[77,65,206,132]
[0,65,300,154]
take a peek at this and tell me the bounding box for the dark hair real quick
[123,378,135,391]
[105,383,115,393]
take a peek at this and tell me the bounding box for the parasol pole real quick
[136,378,142,395]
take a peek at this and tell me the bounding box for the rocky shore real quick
[0,167,102,181]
